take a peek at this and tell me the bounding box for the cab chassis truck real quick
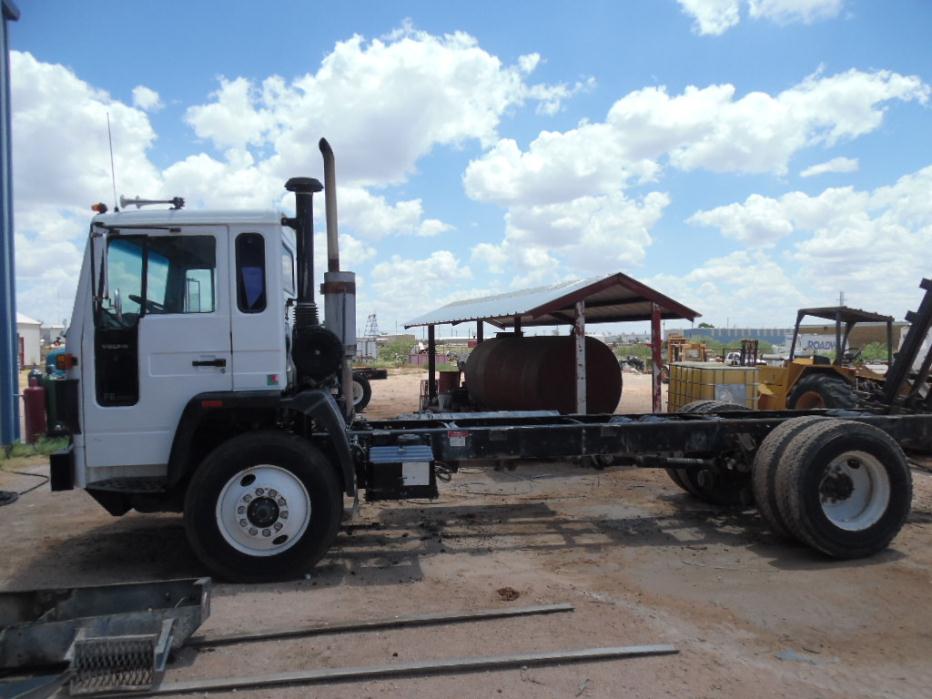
[47,139,932,582]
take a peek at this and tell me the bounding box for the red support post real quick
[651,303,662,413]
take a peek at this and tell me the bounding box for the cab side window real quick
[146,236,216,314]
[236,233,266,313]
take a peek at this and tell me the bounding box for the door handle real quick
[192,358,227,367]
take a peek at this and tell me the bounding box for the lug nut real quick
[280,510,289,519]
[237,505,245,514]
[269,489,278,497]
[249,527,258,536]
[243,494,253,502]
[239,519,248,527]
[256,488,265,496]
[277,497,286,506]
[262,529,271,537]
[274,522,283,531]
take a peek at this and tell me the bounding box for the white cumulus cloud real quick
[799,156,858,178]
[677,0,742,36]
[131,85,163,112]
[678,0,846,35]
[684,165,932,318]
[748,0,844,25]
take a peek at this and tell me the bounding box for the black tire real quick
[787,373,856,410]
[352,374,372,412]
[775,420,912,558]
[751,415,828,539]
[666,400,751,506]
[665,400,719,493]
[184,430,342,582]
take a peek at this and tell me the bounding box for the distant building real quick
[16,312,40,367]
[683,327,793,347]
[684,321,911,354]
[40,322,66,345]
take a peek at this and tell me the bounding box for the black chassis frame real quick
[62,391,932,512]
[349,409,932,471]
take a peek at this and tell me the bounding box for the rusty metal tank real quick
[464,336,622,414]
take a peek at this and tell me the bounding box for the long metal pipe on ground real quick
[187,603,574,648]
[142,644,678,695]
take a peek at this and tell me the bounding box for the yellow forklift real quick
[758,306,894,410]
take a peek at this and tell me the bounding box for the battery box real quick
[366,444,437,500]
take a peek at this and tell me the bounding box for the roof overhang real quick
[797,306,894,325]
[405,272,700,329]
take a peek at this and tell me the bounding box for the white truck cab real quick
[71,209,296,486]
[49,141,362,581]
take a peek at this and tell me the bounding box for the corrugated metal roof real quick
[405,272,699,328]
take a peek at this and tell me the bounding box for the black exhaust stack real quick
[285,177,323,324]
[284,176,343,385]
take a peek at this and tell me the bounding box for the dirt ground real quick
[2,370,931,698]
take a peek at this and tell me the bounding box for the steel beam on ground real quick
[187,603,574,648]
[144,644,678,696]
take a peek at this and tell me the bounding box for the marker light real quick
[56,353,78,370]
[91,202,108,214]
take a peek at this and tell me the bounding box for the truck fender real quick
[281,390,356,496]
[167,390,356,496]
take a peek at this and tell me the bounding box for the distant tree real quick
[698,322,715,328]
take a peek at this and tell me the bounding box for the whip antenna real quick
[107,112,118,210]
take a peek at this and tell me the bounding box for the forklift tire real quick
[751,415,828,539]
[775,419,912,558]
[787,373,857,410]
[352,374,372,412]
[666,400,751,506]
[184,430,342,583]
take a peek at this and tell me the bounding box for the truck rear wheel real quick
[666,400,751,506]
[775,419,912,558]
[352,374,372,412]
[751,415,827,539]
[184,431,342,582]
[787,373,856,410]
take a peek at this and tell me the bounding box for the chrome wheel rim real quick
[216,465,311,556]
[819,451,890,531]
[352,379,365,405]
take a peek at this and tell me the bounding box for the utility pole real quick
[1,1,20,450]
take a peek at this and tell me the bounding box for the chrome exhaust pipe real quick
[319,138,340,273]
[318,138,356,420]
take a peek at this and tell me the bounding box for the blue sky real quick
[8,0,932,336]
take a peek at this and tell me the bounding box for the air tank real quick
[465,336,622,414]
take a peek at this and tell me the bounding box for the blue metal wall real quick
[1,0,20,445]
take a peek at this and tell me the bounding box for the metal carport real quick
[405,272,700,413]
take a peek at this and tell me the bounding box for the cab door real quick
[81,228,233,481]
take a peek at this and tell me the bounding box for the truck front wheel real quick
[183,431,342,582]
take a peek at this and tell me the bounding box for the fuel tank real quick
[464,336,622,414]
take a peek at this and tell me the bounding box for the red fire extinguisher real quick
[22,371,47,444]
